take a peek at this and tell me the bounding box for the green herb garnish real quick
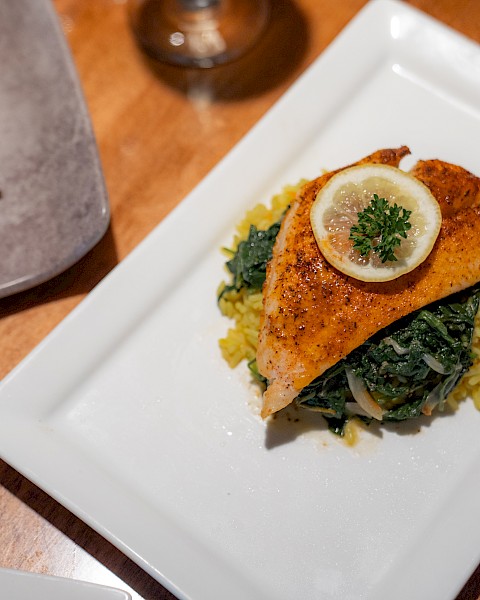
[349,194,412,263]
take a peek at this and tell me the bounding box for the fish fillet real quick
[257,147,480,418]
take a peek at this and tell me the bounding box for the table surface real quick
[1,0,480,598]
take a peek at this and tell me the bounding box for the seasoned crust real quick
[257,148,480,418]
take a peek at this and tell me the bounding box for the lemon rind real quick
[310,164,442,283]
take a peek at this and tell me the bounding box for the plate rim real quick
[1,1,480,599]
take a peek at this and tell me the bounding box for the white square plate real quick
[1,1,480,599]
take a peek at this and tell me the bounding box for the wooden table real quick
[1,1,480,598]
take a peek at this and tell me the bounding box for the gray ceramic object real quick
[0,0,110,298]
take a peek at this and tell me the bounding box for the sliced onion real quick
[345,402,371,418]
[383,337,409,355]
[422,382,443,415]
[345,367,384,421]
[422,353,446,374]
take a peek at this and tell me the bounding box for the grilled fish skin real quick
[257,148,480,418]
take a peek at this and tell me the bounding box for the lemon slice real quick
[310,164,442,282]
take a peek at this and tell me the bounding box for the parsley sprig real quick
[349,194,412,263]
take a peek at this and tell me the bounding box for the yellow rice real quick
[447,310,480,410]
[218,180,480,415]
[218,181,306,368]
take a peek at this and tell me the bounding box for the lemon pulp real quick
[310,164,442,282]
